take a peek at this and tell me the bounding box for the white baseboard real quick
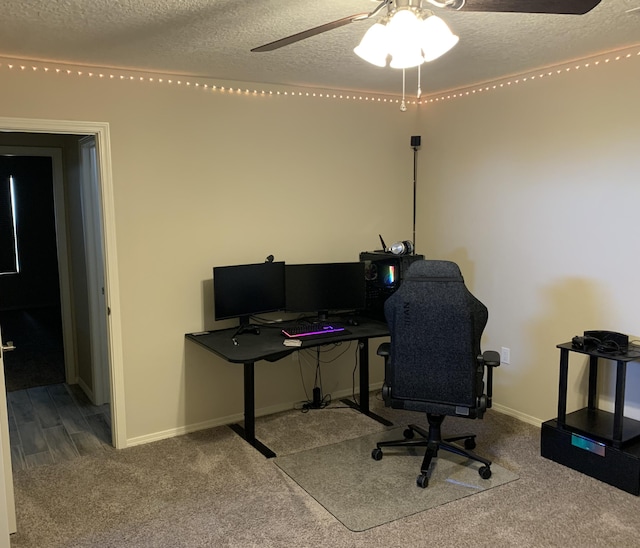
[491,402,543,428]
[126,385,540,448]
[126,382,385,448]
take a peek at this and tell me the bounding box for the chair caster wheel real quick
[479,465,492,479]
[464,438,476,450]
[403,428,415,439]
[371,448,383,461]
[417,474,429,488]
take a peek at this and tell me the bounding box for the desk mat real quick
[275,427,519,531]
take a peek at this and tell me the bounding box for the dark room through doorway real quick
[0,155,65,392]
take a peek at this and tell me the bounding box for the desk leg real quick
[228,361,276,459]
[612,359,627,448]
[341,339,393,426]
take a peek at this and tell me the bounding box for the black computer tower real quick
[359,251,424,321]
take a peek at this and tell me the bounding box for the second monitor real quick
[285,262,365,320]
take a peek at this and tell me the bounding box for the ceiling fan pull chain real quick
[401,68,407,112]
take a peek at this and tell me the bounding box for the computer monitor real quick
[285,262,366,320]
[213,261,286,328]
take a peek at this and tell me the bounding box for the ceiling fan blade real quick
[449,0,601,14]
[251,13,370,52]
[250,0,599,55]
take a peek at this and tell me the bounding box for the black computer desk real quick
[185,318,391,458]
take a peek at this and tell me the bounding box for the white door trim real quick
[0,328,16,535]
[79,136,110,405]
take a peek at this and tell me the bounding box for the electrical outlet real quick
[500,347,510,365]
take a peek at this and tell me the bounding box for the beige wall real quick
[2,47,638,445]
[0,61,415,443]
[416,48,640,423]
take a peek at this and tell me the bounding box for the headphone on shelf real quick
[571,334,625,354]
[387,240,414,255]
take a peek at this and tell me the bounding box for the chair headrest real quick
[405,260,463,281]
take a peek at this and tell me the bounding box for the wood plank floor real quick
[7,383,112,471]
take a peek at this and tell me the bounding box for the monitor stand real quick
[316,310,329,322]
[232,316,260,338]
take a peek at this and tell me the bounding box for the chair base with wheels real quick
[371,413,493,488]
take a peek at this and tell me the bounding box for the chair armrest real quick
[483,350,500,367]
[479,350,501,410]
[377,342,390,358]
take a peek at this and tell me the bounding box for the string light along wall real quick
[0,59,403,106]
[420,47,640,105]
[0,46,638,109]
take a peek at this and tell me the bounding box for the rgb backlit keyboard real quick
[281,323,346,338]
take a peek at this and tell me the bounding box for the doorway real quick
[0,155,66,393]
[0,117,126,537]
[0,147,112,472]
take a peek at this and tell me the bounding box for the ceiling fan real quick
[251,0,602,53]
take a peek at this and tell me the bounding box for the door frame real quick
[0,328,16,537]
[0,117,125,540]
[79,136,110,405]
[0,117,126,449]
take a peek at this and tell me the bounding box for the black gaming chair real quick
[371,260,500,488]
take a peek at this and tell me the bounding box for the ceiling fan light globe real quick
[420,15,459,62]
[354,23,389,67]
[387,9,423,69]
[389,48,424,69]
[387,9,421,39]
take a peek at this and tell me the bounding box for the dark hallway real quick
[1,155,65,392]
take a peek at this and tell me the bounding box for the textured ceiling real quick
[0,0,638,96]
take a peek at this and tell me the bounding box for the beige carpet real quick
[275,426,519,531]
[9,398,640,547]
